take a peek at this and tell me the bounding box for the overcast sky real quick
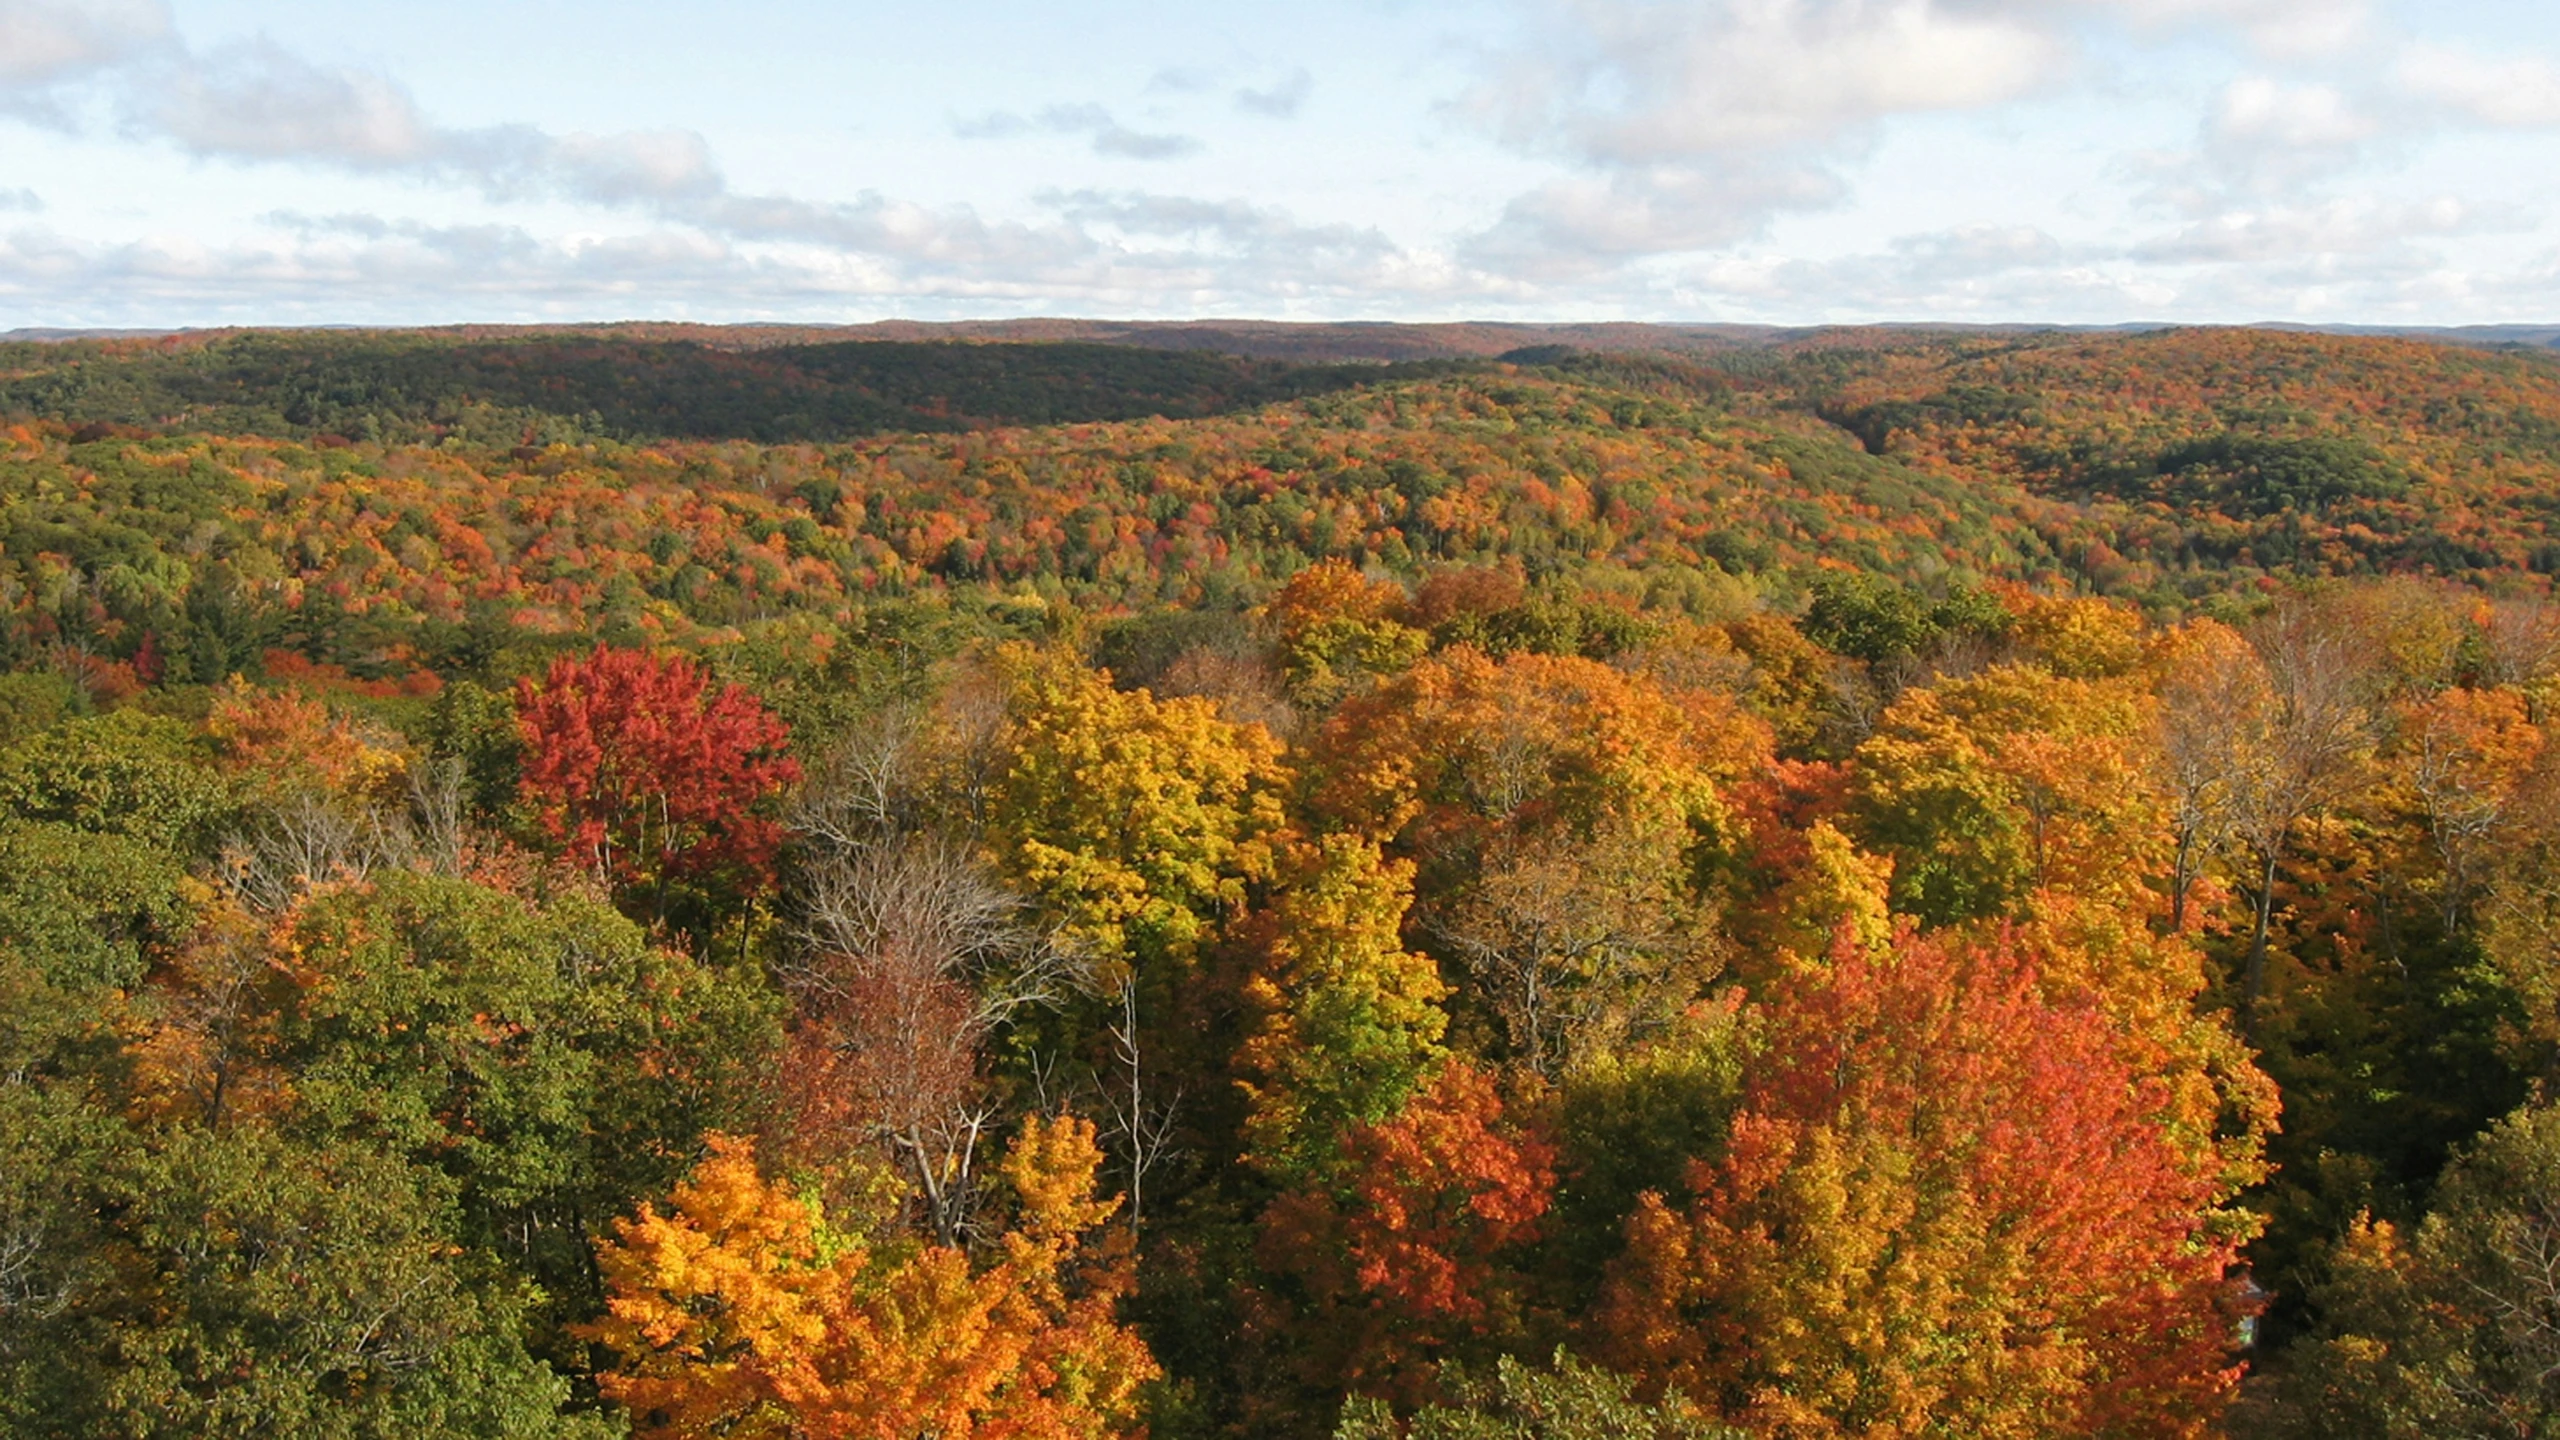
[3,0,2558,327]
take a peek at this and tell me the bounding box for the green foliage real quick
[0,670,74,746]
[0,710,228,850]
[1547,1032,1747,1300]
[1333,1351,1741,1440]
[2268,1098,2560,1438]
[0,1116,605,1439]
[0,821,196,990]
[1799,572,2006,668]
[279,872,780,1319]
[2143,433,2411,517]
[0,333,1421,444]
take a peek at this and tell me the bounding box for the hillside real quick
[6,328,2559,693]
[0,332,1438,445]
[5,323,2560,1438]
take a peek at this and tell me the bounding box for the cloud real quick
[2394,44,2560,129]
[138,38,440,165]
[1470,1,2058,167]
[1235,68,1312,118]
[2132,195,2490,264]
[0,0,167,88]
[1455,0,2414,278]
[952,104,1201,159]
[0,188,40,212]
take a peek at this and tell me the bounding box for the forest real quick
[3,324,2559,1437]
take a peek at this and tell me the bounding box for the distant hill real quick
[0,332,1455,444]
[12,318,2559,364]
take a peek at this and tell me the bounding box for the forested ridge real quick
[4,326,2560,1437]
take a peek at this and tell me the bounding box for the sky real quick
[3,0,2560,327]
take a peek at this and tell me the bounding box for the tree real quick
[2267,1098,2560,1439]
[985,645,1289,1203]
[515,645,800,913]
[1236,832,1452,1186]
[131,871,780,1345]
[2389,685,2544,929]
[1848,661,2161,927]
[0,1117,601,1439]
[1334,1350,1743,1440]
[1315,648,1763,1076]
[783,830,1076,1244]
[1599,927,2249,1439]
[586,1117,1157,1440]
[1257,1062,1557,1410]
[1264,560,1429,708]
[987,645,1286,973]
[2227,606,2380,1031]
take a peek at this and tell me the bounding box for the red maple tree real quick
[515,646,800,897]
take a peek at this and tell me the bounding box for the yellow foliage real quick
[588,1117,1157,1440]
[988,645,1288,971]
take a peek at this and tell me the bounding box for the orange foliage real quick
[1599,927,2248,1439]
[1256,1062,1556,1405]
[588,1117,1156,1440]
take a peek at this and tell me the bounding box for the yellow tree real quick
[587,1115,1157,1440]
[1313,647,1767,1076]
[1233,831,1451,1185]
[1848,661,2162,927]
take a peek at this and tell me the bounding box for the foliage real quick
[1257,1062,1557,1409]
[8,329,2560,1435]
[586,1117,1157,1440]
[1334,1350,1743,1440]
[516,644,801,912]
[2266,1098,2560,1438]
[1599,928,2247,1438]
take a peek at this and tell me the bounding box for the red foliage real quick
[1256,1061,1556,1406]
[514,646,800,895]
[1600,926,2248,1436]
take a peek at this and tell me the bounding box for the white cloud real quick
[2394,44,2560,128]
[2133,195,2487,263]
[952,104,1201,160]
[0,0,166,87]
[2213,76,2373,149]
[1455,0,2416,278]
[139,39,439,165]
[1470,0,2061,166]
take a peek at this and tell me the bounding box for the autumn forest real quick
[5,324,2560,1437]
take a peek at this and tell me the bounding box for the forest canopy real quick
[4,325,2560,1437]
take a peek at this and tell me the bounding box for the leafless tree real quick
[406,755,470,877]
[2480,598,2560,720]
[2157,635,2264,932]
[220,793,387,913]
[1099,973,1180,1230]
[783,755,1085,1245]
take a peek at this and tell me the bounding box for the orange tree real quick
[1599,926,2250,1439]
[586,1115,1156,1440]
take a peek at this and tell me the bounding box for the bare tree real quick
[220,793,387,913]
[2157,633,2265,932]
[2481,598,2560,721]
[1099,973,1179,1230]
[785,703,1086,1246]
